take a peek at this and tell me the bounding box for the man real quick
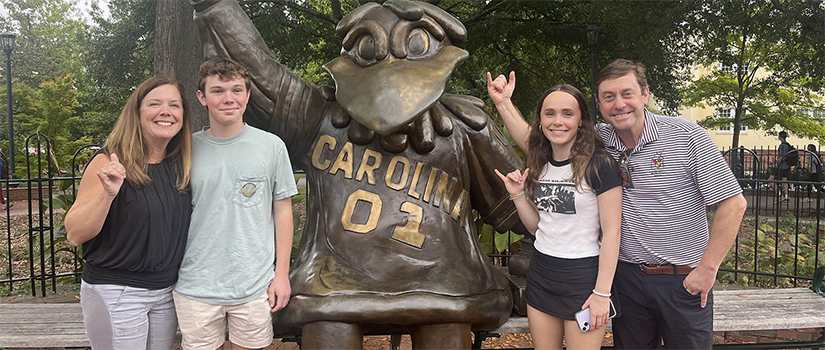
[173,58,297,350]
[770,131,792,201]
[595,59,747,349]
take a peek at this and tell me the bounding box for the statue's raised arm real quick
[190,1,527,347]
[191,0,327,155]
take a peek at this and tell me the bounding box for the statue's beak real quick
[323,46,468,136]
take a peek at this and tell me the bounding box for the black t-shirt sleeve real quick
[589,156,621,195]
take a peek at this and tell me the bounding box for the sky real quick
[76,0,112,24]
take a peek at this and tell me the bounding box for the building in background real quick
[677,64,823,150]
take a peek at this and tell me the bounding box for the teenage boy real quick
[174,58,297,350]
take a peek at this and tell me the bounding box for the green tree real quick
[681,0,825,148]
[81,0,156,143]
[241,0,357,86]
[12,75,90,176]
[447,0,696,121]
[0,0,88,86]
[213,0,695,126]
[0,0,92,175]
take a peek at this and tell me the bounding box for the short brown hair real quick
[595,59,648,99]
[197,58,251,93]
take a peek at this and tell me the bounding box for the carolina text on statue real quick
[311,133,471,249]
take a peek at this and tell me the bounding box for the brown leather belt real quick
[639,263,694,275]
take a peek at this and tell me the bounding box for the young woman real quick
[488,72,622,350]
[65,76,192,349]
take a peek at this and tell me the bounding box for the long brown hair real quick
[525,84,612,194]
[105,76,192,193]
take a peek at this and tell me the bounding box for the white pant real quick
[80,281,178,350]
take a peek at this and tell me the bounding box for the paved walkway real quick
[0,200,65,217]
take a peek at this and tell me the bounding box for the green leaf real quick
[477,222,494,256]
[494,231,524,253]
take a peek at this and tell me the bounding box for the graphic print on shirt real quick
[650,148,665,175]
[534,181,576,214]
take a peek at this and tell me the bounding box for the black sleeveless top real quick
[81,159,192,289]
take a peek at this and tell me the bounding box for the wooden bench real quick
[475,287,825,350]
[2,284,823,349]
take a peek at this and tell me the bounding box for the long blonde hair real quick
[106,76,192,192]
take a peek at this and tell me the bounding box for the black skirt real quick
[525,250,620,320]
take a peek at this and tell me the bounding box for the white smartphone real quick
[576,299,617,333]
[575,308,591,332]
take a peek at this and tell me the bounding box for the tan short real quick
[173,291,273,350]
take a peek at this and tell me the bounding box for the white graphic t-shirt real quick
[533,157,620,259]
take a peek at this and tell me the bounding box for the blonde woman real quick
[65,76,192,349]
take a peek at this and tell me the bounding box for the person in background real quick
[805,144,822,202]
[769,131,792,201]
[65,76,192,349]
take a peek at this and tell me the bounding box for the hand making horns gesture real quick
[494,168,530,197]
[486,71,516,106]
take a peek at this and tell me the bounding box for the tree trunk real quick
[154,0,207,131]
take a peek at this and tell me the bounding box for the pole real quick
[5,52,12,179]
[590,46,597,120]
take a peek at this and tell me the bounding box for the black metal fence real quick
[1,133,98,296]
[718,145,824,288]
[1,139,824,296]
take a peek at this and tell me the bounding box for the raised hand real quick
[494,168,529,196]
[97,153,126,197]
[486,71,516,106]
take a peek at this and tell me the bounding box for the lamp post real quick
[0,33,14,179]
[585,25,599,120]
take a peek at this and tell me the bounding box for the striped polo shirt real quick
[596,110,742,266]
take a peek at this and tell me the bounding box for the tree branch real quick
[464,0,510,25]
[331,0,343,21]
[242,0,337,26]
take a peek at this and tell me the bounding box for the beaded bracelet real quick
[509,191,525,200]
[592,289,611,298]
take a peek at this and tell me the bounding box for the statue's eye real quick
[407,28,429,58]
[357,35,376,61]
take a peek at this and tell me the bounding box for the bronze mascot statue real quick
[190,0,523,348]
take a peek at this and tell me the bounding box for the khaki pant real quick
[173,290,273,349]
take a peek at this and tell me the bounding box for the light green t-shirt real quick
[175,125,298,305]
